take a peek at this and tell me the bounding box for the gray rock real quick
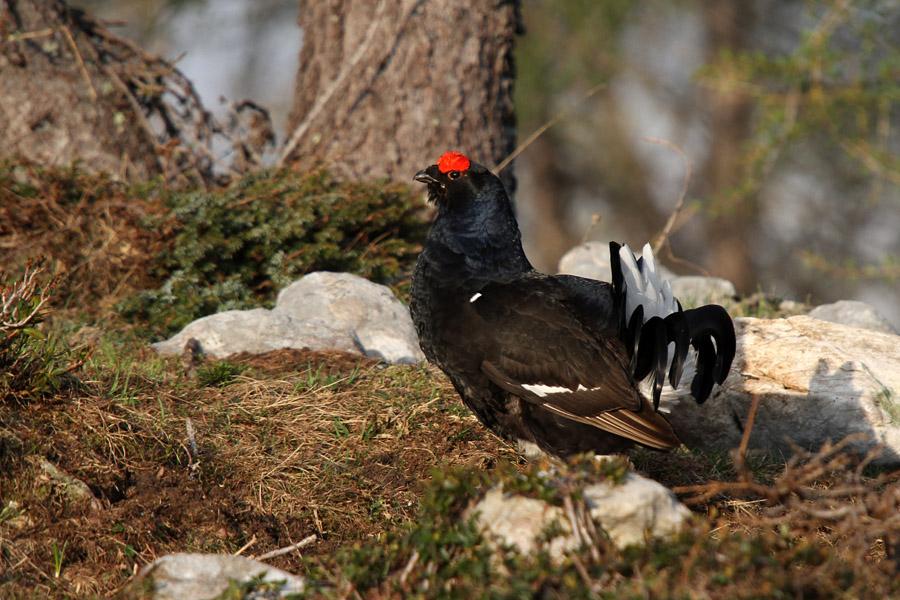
[151,272,424,364]
[809,300,899,335]
[559,241,679,282]
[29,456,102,511]
[668,275,736,307]
[123,553,305,600]
[151,309,362,359]
[275,272,423,364]
[557,242,735,307]
[471,471,690,559]
[662,316,900,466]
[557,242,615,283]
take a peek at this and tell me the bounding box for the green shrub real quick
[117,169,428,335]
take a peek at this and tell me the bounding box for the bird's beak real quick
[414,168,441,186]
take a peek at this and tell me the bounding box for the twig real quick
[232,534,258,556]
[61,26,98,101]
[563,494,601,563]
[644,137,693,255]
[578,215,602,246]
[253,534,317,561]
[5,27,56,41]
[495,83,607,173]
[570,553,597,596]
[184,418,200,478]
[1,259,56,330]
[734,394,761,478]
[398,549,419,585]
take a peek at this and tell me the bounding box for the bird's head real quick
[414,151,505,209]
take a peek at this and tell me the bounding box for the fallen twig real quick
[253,534,317,561]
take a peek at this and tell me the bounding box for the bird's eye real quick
[448,170,461,180]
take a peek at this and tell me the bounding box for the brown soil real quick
[0,347,515,598]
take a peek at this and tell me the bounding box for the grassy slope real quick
[1,164,899,598]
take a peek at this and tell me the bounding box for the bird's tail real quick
[609,242,736,408]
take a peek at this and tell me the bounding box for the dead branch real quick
[1,259,57,331]
[253,534,317,561]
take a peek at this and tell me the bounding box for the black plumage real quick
[409,151,736,459]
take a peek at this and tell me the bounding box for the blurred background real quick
[75,0,900,327]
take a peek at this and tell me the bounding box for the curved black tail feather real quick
[684,304,736,403]
[610,241,736,407]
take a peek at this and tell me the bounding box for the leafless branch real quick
[1,259,57,331]
[253,534,317,561]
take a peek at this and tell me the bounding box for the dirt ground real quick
[0,346,515,598]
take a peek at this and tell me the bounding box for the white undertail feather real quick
[619,244,679,321]
[638,361,696,406]
[619,244,698,401]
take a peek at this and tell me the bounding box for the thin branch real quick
[232,535,258,556]
[253,534,317,561]
[61,26,98,101]
[734,394,761,478]
[644,137,693,255]
[495,83,607,173]
[398,549,419,585]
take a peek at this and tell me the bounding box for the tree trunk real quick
[282,0,521,192]
[699,0,756,291]
[0,0,162,179]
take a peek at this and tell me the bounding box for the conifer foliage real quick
[119,169,428,334]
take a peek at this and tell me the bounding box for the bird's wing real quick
[470,278,680,450]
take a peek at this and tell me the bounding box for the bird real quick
[409,151,736,459]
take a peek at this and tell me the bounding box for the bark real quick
[282,0,521,192]
[0,0,161,179]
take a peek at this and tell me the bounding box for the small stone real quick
[275,272,423,364]
[557,242,614,283]
[471,471,689,560]
[151,309,361,360]
[123,553,306,600]
[151,272,425,365]
[29,456,102,511]
[668,275,736,307]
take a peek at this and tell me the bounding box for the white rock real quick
[809,300,898,335]
[557,242,615,283]
[151,272,424,364]
[471,472,690,558]
[662,316,900,466]
[275,272,423,364]
[581,472,691,548]
[668,275,736,307]
[559,241,679,282]
[125,553,305,600]
[557,241,734,307]
[151,309,362,359]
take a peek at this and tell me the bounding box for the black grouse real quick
[409,151,736,459]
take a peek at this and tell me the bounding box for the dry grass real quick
[0,160,166,316]
[0,341,516,598]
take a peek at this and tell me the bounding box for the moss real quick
[874,388,900,426]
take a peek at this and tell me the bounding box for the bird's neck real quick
[425,206,534,280]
